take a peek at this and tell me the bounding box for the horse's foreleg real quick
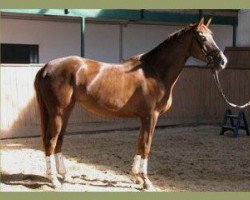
[43,114,63,188]
[55,104,74,182]
[132,112,159,191]
[132,127,143,185]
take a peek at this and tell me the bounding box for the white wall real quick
[85,23,120,63]
[122,23,233,65]
[122,24,183,59]
[209,25,233,51]
[1,17,234,65]
[237,9,250,46]
[1,18,81,63]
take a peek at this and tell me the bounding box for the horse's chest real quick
[157,92,173,114]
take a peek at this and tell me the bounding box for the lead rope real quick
[211,68,250,109]
[193,30,250,109]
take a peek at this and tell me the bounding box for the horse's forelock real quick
[197,24,213,35]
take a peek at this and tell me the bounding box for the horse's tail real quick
[34,65,48,138]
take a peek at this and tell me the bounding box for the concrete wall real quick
[1,18,81,63]
[237,9,250,46]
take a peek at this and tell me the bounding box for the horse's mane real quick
[141,24,196,61]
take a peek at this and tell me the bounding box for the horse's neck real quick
[143,31,192,86]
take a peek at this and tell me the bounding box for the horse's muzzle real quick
[210,51,228,71]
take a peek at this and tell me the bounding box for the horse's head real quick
[190,17,227,70]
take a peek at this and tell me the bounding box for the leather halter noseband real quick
[193,30,250,109]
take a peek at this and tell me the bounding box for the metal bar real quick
[0,9,238,26]
[199,9,203,20]
[140,9,145,20]
[64,9,69,15]
[233,24,237,47]
[81,18,85,57]
[0,12,82,23]
[119,23,123,62]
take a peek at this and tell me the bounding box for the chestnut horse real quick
[34,18,227,190]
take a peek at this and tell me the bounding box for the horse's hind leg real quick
[54,104,74,182]
[43,112,64,188]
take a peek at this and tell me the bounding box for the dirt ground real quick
[0,125,249,192]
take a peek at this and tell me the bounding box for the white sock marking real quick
[139,158,148,174]
[55,152,66,176]
[132,155,141,174]
[46,155,61,188]
[46,155,57,176]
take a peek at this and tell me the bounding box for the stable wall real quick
[236,9,250,46]
[85,21,233,65]
[1,16,233,64]
[1,18,81,63]
[1,65,249,139]
[121,23,232,65]
[1,14,249,139]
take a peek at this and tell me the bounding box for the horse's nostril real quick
[220,60,225,65]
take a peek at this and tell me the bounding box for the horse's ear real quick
[198,17,204,27]
[206,17,212,27]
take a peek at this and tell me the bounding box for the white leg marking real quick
[139,158,148,174]
[46,155,61,188]
[55,152,66,176]
[132,155,141,174]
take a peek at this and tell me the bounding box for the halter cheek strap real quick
[193,30,220,66]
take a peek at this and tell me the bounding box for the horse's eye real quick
[201,36,206,41]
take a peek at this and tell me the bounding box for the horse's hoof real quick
[134,176,144,185]
[143,182,155,191]
[131,174,143,185]
[52,179,62,189]
[62,174,72,182]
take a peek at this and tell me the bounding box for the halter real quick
[193,30,221,66]
[193,29,250,109]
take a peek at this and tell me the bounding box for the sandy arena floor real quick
[0,125,249,192]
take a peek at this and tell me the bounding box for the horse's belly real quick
[77,95,138,118]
